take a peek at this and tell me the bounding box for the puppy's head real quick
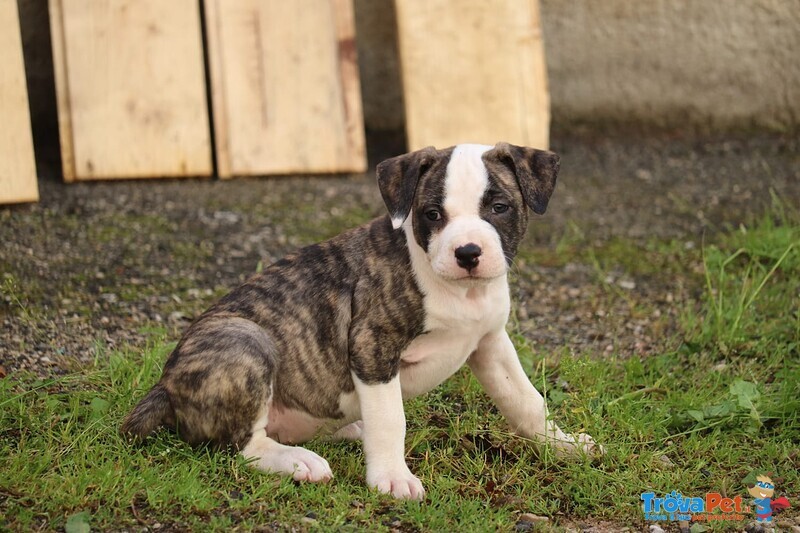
[377,142,559,282]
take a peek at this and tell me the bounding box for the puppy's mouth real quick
[438,268,505,283]
[461,268,489,280]
[428,252,507,282]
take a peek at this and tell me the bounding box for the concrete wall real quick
[355,0,800,133]
[17,0,60,175]
[353,0,406,132]
[540,0,800,131]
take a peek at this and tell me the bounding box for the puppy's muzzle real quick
[454,243,482,271]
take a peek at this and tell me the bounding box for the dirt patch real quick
[1,133,798,376]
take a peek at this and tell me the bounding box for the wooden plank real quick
[395,0,550,150]
[205,0,367,177]
[48,0,75,182]
[0,0,39,203]
[49,0,212,180]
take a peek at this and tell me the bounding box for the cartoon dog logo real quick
[747,474,791,522]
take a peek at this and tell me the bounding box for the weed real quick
[685,201,800,356]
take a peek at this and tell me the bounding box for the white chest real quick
[399,279,510,399]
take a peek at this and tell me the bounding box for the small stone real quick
[618,280,636,290]
[744,522,767,533]
[168,311,187,323]
[712,362,727,372]
[658,454,675,468]
[518,513,549,524]
[587,330,605,341]
[214,210,240,224]
[100,293,118,304]
[649,525,665,533]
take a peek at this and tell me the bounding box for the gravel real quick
[1,132,798,376]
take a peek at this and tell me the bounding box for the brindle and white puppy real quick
[122,142,601,500]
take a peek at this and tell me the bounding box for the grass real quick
[685,204,800,357]
[2,206,799,531]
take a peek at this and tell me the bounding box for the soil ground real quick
[2,132,798,378]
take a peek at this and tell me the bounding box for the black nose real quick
[454,243,482,270]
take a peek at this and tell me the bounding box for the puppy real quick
[121,142,600,500]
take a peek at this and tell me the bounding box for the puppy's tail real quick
[120,384,173,440]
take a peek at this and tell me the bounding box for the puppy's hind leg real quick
[327,421,363,442]
[159,316,332,482]
[242,423,333,482]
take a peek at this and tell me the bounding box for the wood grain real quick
[49,0,212,180]
[395,0,551,151]
[205,0,367,177]
[0,0,39,203]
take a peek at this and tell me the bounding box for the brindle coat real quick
[121,142,559,454]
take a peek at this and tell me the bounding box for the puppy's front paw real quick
[574,432,605,456]
[367,466,425,500]
[554,432,605,458]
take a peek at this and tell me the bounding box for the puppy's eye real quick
[492,203,510,214]
[425,209,442,221]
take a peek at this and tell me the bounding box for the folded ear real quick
[376,146,438,229]
[484,142,560,215]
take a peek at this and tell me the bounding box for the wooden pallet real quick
[395,0,550,151]
[50,0,212,181]
[204,0,367,177]
[0,0,39,204]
